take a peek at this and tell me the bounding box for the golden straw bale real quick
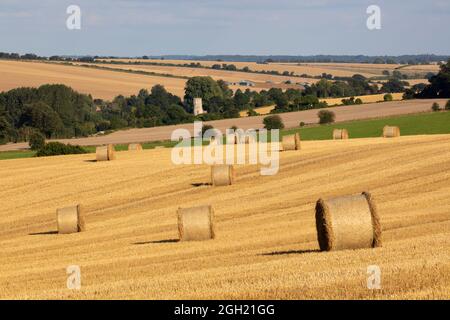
[96,144,115,161]
[315,192,382,251]
[333,129,349,140]
[128,143,143,151]
[56,205,85,234]
[177,205,215,241]
[383,126,400,138]
[282,133,301,151]
[211,165,235,186]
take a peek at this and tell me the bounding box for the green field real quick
[1,111,449,161]
[284,111,450,140]
[0,150,37,160]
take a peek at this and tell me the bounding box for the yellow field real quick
[69,62,314,91]
[0,60,433,102]
[1,135,449,299]
[104,59,437,79]
[0,60,187,99]
[239,93,405,117]
[321,93,404,106]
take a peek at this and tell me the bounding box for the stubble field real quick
[103,59,438,78]
[0,60,187,99]
[0,134,449,299]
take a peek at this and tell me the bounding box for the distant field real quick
[69,62,314,92]
[240,93,405,116]
[285,110,450,140]
[277,62,439,78]
[1,60,433,103]
[102,59,437,79]
[0,60,187,99]
[321,93,404,106]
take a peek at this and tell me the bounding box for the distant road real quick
[0,99,446,151]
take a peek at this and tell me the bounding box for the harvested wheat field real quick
[69,62,314,90]
[0,60,187,99]
[0,134,449,299]
[103,59,438,79]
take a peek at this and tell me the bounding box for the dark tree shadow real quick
[29,231,58,236]
[84,160,97,163]
[259,249,320,256]
[133,239,179,245]
[191,183,212,187]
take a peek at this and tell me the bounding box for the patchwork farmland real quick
[101,58,438,79]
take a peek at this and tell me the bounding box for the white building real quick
[193,98,204,116]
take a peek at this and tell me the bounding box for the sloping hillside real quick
[0,135,449,299]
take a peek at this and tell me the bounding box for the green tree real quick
[234,89,250,110]
[184,77,224,112]
[380,79,408,93]
[431,102,441,112]
[164,105,193,125]
[35,142,88,157]
[384,93,393,101]
[29,131,46,150]
[318,110,335,124]
[263,115,284,130]
[20,102,63,138]
[418,59,450,98]
[0,116,12,143]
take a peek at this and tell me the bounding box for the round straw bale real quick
[107,144,116,160]
[211,164,235,186]
[178,205,215,241]
[333,129,349,140]
[57,205,85,234]
[282,133,301,151]
[383,126,400,138]
[128,143,143,151]
[96,144,115,161]
[315,192,382,251]
[96,146,108,161]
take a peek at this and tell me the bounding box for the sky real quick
[0,0,449,56]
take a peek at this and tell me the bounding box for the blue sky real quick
[0,0,449,56]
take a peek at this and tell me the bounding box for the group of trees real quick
[416,60,450,98]
[183,77,325,119]
[304,75,379,98]
[99,85,192,129]
[0,85,98,144]
[431,101,450,112]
